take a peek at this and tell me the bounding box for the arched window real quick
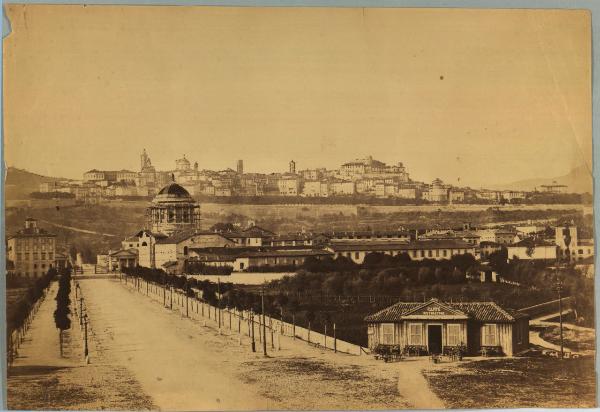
[183,246,188,255]
[141,242,148,246]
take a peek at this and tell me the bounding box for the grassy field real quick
[540,325,596,352]
[424,356,596,408]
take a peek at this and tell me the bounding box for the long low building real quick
[365,298,529,357]
[326,240,478,264]
[189,247,333,271]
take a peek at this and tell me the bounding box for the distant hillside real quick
[489,165,593,194]
[4,167,68,200]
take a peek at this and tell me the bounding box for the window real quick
[579,249,583,255]
[41,252,46,260]
[49,253,53,260]
[482,324,497,346]
[428,250,433,257]
[412,250,417,258]
[409,323,422,345]
[447,324,461,346]
[420,250,425,258]
[443,250,448,257]
[382,324,394,345]
[355,252,360,260]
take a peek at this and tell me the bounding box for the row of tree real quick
[54,268,72,356]
[6,268,58,338]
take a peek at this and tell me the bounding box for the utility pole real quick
[217,278,222,333]
[251,310,256,352]
[83,313,89,364]
[555,278,565,360]
[79,297,84,327]
[334,323,337,353]
[262,285,267,357]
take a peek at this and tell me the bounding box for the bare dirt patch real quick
[424,356,596,409]
[7,363,155,411]
[240,356,407,410]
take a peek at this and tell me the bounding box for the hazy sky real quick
[3,5,591,188]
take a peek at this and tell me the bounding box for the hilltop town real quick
[32,150,587,205]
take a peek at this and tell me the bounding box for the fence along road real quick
[118,274,370,356]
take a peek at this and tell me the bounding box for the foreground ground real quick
[7,281,154,410]
[424,356,596,408]
[7,276,596,410]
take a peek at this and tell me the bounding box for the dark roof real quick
[134,229,169,239]
[162,261,178,268]
[480,241,501,247]
[157,183,191,197]
[156,230,233,245]
[8,227,56,239]
[327,240,475,252]
[365,299,528,323]
[240,249,332,258]
[509,238,555,248]
[110,249,138,257]
[328,230,410,238]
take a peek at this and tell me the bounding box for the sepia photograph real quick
[2,4,596,410]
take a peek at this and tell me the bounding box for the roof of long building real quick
[365,299,528,323]
[327,239,475,252]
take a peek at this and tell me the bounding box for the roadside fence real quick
[119,275,369,356]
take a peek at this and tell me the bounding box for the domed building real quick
[175,155,191,171]
[147,182,200,236]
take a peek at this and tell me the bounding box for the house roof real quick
[509,238,555,248]
[109,249,138,258]
[480,241,501,247]
[365,299,528,323]
[7,227,56,239]
[240,249,333,259]
[162,260,178,268]
[156,230,233,245]
[327,240,475,252]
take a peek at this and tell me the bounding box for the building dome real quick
[153,183,193,204]
[148,183,200,236]
[175,155,191,171]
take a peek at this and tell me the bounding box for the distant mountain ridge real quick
[4,167,69,200]
[488,165,593,194]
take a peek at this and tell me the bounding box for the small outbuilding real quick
[365,298,529,357]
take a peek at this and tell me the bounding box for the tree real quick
[54,268,72,357]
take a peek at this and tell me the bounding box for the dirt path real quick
[7,280,153,410]
[79,278,434,410]
[37,218,116,237]
[397,358,445,409]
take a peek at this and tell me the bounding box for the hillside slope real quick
[4,167,68,200]
[489,165,593,194]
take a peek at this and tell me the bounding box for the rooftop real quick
[365,299,528,323]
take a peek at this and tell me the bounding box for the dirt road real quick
[7,281,153,410]
[78,278,431,410]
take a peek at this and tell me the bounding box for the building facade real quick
[365,299,529,357]
[6,218,57,278]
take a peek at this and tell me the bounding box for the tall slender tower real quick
[289,160,296,174]
[237,159,244,175]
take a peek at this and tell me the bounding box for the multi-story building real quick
[538,182,568,194]
[278,175,302,196]
[6,218,57,278]
[330,180,355,196]
[302,180,329,197]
